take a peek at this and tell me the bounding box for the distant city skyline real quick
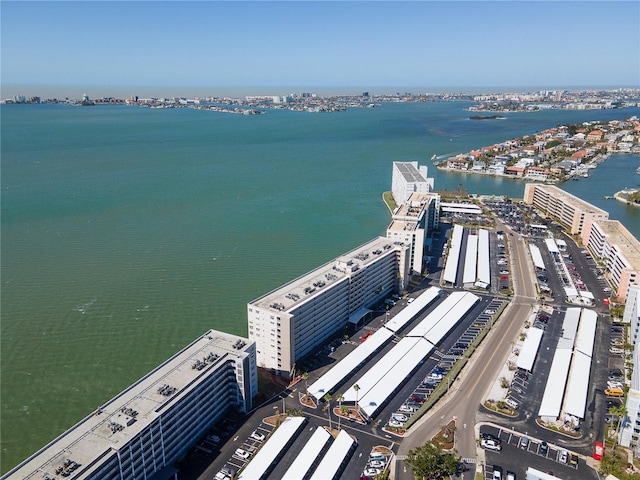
[1,1,639,99]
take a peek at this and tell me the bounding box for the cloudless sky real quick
[1,1,639,97]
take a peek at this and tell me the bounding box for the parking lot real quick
[480,425,598,480]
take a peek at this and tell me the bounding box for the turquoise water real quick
[1,101,639,472]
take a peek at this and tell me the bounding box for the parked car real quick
[481,439,502,451]
[539,441,548,455]
[520,436,529,449]
[388,420,404,428]
[392,413,408,422]
[559,449,568,463]
[480,432,501,444]
[250,430,265,441]
[234,448,250,460]
[604,387,624,397]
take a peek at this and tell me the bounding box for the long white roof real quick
[308,287,442,400]
[529,244,545,270]
[423,293,479,345]
[281,426,331,480]
[384,287,442,333]
[357,338,434,417]
[308,327,394,400]
[443,224,464,284]
[237,416,306,480]
[516,327,544,372]
[463,234,478,284]
[342,337,421,403]
[477,229,491,284]
[538,349,572,419]
[405,291,475,338]
[545,238,560,254]
[558,308,580,350]
[563,351,593,419]
[308,430,355,480]
[575,309,597,357]
[343,292,478,412]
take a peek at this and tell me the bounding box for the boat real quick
[636,166,640,175]
[431,154,437,161]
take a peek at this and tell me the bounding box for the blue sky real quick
[1,1,639,96]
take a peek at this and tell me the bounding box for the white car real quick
[368,460,385,469]
[250,430,265,441]
[364,467,382,476]
[559,449,568,463]
[234,448,250,460]
[388,420,404,428]
[481,439,502,451]
[399,404,415,413]
[392,413,408,422]
[608,381,624,389]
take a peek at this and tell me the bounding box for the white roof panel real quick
[516,327,544,371]
[309,327,394,400]
[575,309,597,357]
[443,224,464,284]
[342,337,420,402]
[238,416,306,480]
[538,349,572,419]
[545,238,559,254]
[282,427,331,480]
[564,351,593,419]
[424,293,479,345]
[384,287,442,333]
[406,291,470,338]
[529,244,545,270]
[463,234,478,284]
[357,338,433,417]
[477,229,491,285]
[309,430,355,480]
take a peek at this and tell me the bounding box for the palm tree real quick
[339,404,349,429]
[353,384,360,412]
[302,372,309,398]
[324,393,333,431]
[610,404,628,447]
[440,422,456,440]
[335,393,344,429]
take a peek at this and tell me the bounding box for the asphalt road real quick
[395,220,538,479]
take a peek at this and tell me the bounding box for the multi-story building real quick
[619,337,640,456]
[391,161,434,206]
[581,219,640,300]
[3,330,257,480]
[523,183,609,235]
[386,192,440,275]
[624,285,640,346]
[247,237,410,373]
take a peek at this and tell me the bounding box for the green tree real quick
[404,440,461,480]
[610,404,628,447]
[324,393,332,431]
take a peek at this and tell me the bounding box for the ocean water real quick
[1,101,639,472]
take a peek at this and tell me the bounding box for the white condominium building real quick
[624,285,640,346]
[247,237,410,373]
[523,183,608,235]
[386,192,440,275]
[619,338,640,455]
[391,161,434,206]
[3,330,257,480]
[581,219,640,300]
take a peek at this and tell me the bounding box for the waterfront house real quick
[525,166,550,181]
[506,166,525,176]
[447,157,470,170]
[587,130,604,143]
[488,163,506,175]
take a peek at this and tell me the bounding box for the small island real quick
[614,188,640,206]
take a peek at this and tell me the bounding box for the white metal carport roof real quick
[563,350,593,419]
[575,308,597,357]
[516,327,544,372]
[529,244,545,270]
[384,287,442,333]
[463,234,478,285]
[308,429,355,480]
[545,238,559,254]
[282,426,331,480]
[443,224,464,284]
[477,229,491,285]
[538,348,572,421]
[237,416,306,480]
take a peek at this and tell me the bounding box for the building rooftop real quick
[387,192,437,233]
[249,236,403,314]
[528,184,608,215]
[8,330,253,480]
[394,161,428,183]
[596,220,640,271]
